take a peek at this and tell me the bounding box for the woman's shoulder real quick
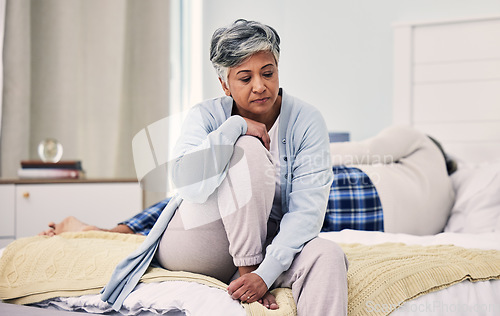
[282,90,325,125]
[187,95,233,121]
[193,95,232,111]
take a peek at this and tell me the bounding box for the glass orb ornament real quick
[38,138,63,163]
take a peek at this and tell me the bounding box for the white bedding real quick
[1,230,497,316]
[34,281,244,316]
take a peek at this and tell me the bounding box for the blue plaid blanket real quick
[119,199,170,236]
[121,166,383,235]
[322,166,383,232]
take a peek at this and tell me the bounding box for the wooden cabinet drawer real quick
[0,184,15,238]
[15,182,142,238]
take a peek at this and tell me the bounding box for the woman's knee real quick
[307,238,349,271]
[230,135,275,185]
[235,134,263,147]
[234,135,271,164]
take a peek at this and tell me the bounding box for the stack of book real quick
[18,160,85,179]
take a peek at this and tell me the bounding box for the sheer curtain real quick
[0,0,170,183]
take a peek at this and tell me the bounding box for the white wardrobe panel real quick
[414,19,500,63]
[393,16,500,163]
[393,25,413,125]
[443,142,500,163]
[414,122,500,142]
[413,81,500,122]
[414,60,500,83]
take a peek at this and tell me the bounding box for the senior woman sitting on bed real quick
[39,18,456,315]
[97,19,347,315]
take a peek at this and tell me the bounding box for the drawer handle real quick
[22,192,30,198]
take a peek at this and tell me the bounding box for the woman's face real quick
[220,51,280,123]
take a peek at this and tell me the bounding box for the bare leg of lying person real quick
[39,216,134,236]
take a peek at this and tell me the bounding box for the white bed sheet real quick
[34,281,245,316]
[2,230,499,316]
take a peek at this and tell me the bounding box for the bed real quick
[1,14,500,316]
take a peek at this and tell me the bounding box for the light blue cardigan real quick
[101,89,333,310]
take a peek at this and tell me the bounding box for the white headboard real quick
[393,15,500,163]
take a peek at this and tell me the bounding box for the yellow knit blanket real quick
[1,232,499,316]
[0,232,295,316]
[344,242,500,315]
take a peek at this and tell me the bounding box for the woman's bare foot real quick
[258,291,279,310]
[38,216,100,236]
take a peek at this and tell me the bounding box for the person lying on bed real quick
[41,125,457,238]
[329,125,456,235]
[42,20,349,315]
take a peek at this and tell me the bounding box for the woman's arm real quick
[254,108,334,288]
[170,104,247,203]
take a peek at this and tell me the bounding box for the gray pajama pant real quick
[156,136,348,316]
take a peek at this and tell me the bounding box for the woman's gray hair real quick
[210,19,280,83]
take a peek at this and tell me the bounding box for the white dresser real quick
[0,179,143,248]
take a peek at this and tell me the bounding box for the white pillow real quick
[444,162,500,233]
